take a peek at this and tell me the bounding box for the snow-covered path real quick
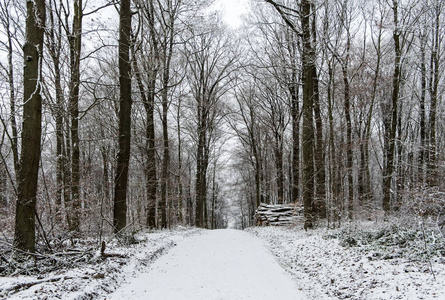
[107,229,307,300]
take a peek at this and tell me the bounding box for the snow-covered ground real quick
[0,227,202,300]
[108,229,307,300]
[247,223,445,300]
[1,223,444,299]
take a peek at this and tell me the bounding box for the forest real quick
[0,0,444,259]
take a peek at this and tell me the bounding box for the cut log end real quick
[255,203,304,227]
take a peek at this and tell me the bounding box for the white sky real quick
[216,0,250,28]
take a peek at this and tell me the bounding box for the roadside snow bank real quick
[247,224,445,300]
[0,227,202,300]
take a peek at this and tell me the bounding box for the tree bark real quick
[113,0,132,234]
[132,46,157,229]
[3,6,19,177]
[383,0,401,216]
[67,0,83,232]
[427,2,440,187]
[142,0,160,229]
[176,99,184,224]
[289,72,300,204]
[273,123,284,204]
[159,4,176,228]
[301,0,316,229]
[327,61,340,225]
[14,0,46,253]
[47,0,65,214]
[363,13,383,210]
[419,31,426,184]
[342,62,354,220]
[195,98,208,228]
[313,70,325,218]
[311,9,325,219]
[160,81,170,229]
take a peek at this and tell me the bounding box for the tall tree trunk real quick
[342,62,354,220]
[100,146,110,201]
[395,91,404,211]
[132,49,157,229]
[145,113,157,229]
[337,28,354,220]
[251,124,262,208]
[176,100,184,224]
[364,15,383,208]
[187,165,193,225]
[427,2,440,186]
[419,32,427,184]
[289,73,300,204]
[143,0,160,229]
[14,0,46,253]
[160,85,170,229]
[327,62,339,225]
[358,134,367,208]
[113,0,132,234]
[313,76,325,218]
[195,104,207,228]
[301,0,316,229]
[159,10,176,228]
[195,86,212,228]
[203,140,210,228]
[254,155,262,207]
[54,59,64,211]
[47,0,65,213]
[211,160,217,229]
[383,0,401,216]
[311,2,325,219]
[67,0,82,232]
[131,32,158,229]
[274,132,284,204]
[3,7,19,177]
[246,103,261,207]
[0,164,6,210]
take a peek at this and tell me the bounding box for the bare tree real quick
[229,83,264,209]
[0,0,21,178]
[113,0,132,234]
[45,0,67,220]
[185,22,236,228]
[264,0,322,228]
[14,0,46,253]
[426,0,442,187]
[382,0,416,216]
[300,0,318,229]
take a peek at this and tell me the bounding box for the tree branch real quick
[264,0,301,36]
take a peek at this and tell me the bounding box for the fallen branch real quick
[1,275,89,296]
[100,241,127,258]
[1,243,97,276]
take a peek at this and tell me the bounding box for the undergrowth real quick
[325,222,445,263]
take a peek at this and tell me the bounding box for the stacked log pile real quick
[255,203,304,226]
